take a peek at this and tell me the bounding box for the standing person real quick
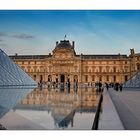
[99,82,102,93]
[119,83,123,92]
[115,83,119,91]
[106,83,109,91]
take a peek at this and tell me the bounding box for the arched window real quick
[85,75,88,82]
[92,75,95,81]
[99,66,102,73]
[113,66,116,72]
[106,66,109,72]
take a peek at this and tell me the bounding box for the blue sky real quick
[0,10,140,55]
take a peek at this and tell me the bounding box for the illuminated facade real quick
[10,40,140,84]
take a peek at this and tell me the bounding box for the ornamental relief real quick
[54,53,73,59]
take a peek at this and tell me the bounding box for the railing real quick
[92,93,103,130]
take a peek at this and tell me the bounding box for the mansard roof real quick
[9,54,128,60]
[9,40,128,60]
[55,40,73,49]
[9,55,50,60]
[79,54,128,59]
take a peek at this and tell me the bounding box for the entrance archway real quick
[74,75,78,82]
[60,74,65,83]
[48,75,52,82]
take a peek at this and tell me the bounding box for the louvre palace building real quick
[10,40,140,85]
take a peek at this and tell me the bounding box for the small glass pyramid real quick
[123,71,140,88]
[0,49,37,86]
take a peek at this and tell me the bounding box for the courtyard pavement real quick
[99,88,140,130]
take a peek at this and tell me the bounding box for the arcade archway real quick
[74,75,78,82]
[60,74,65,83]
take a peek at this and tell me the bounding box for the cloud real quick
[0,39,3,42]
[0,32,7,37]
[13,33,34,40]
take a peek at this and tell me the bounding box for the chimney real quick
[72,41,75,48]
[56,41,58,46]
[130,48,135,55]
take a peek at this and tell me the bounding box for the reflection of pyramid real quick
[0,49,37,86]
[0,88,33,119]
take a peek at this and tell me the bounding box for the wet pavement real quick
[0,87,100,130]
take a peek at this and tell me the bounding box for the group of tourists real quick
[38,80,78,90]
[38,80,123,93]
[105,82,123,92]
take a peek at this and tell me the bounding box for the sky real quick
[0,10,140,55]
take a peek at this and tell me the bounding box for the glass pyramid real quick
[123,71,140,88]
[0,49,37,86]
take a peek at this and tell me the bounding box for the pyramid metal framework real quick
[0,49,37,86]
[123,70,140,88]
[0,88,33,118]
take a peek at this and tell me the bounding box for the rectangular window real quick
[36,62,41,64]
[85,66,88,72]
[102,61,106,65]
[92,66,95,72]
[85,75,88,82]
[30,61,35,65]
[95,62,100,64]
[99,76,102,81]
[125,75,128,81]
[107,75,109,81]
[99,67,102,73]
[113,67,116,73]
[92,75,95,81]
[113,75,116,82]
[40,75,43,82]
[24,62,28,65]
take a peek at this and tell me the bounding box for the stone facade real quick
[10,40,140,85]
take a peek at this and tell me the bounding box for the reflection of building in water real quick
[20,88,98,107]
[10,40,140,84]
[18,88,99,128]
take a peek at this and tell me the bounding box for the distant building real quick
[10,40,140,84]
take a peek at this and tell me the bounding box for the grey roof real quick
[9,54,128,60]
[76,54,128,59]
[9,55,50,60]
[55,40,73,49]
